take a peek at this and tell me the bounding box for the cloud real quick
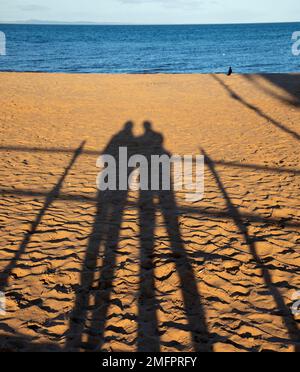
[19,5,49,12]
[114,0,209,9]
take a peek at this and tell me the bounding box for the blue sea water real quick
[0,23,299,74]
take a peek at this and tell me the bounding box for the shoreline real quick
[0,71,300,75]
[1,21,299,26]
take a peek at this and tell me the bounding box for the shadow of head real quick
[123,121,134,134]
[142,120,164,147]
[143,121,152,131]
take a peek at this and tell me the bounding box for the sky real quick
[1,0,300,24]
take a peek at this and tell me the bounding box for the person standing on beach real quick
[227,66,233,76]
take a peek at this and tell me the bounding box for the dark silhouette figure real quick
[66,122,136,351]
[227,67,233,76]
[137,122,210,352]
[66,122,211,352]
[0,141,86,291]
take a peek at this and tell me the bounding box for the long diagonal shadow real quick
[243,75,300,108]
[1,188,300,229]
[1,145,300,176]
[0,141,86,291]
[212,75,300,141]
[201,148,300,352]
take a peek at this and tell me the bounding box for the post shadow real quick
[0,141,86,292]
[137,122,211,352]
[66,122,136,351]
[212,74,300,141]
[243,75,300,108]
[201,148,300,352]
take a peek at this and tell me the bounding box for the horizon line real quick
[0,20,300,26]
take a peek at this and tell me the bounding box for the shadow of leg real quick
[66,192,110,351]
[138,191,160,352]
[87,191,128,351]
[159,191,211,352]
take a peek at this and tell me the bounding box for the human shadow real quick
[137,122,211,352]
[66,122,137,351]
[66,122,211,352]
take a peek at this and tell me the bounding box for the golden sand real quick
[0,73,299,352]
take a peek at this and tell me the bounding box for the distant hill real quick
[0,20,132,25]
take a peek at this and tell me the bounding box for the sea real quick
[0,23,299,74]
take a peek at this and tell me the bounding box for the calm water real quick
[0,23,299,73]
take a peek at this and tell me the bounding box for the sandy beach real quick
[0,72,299,352]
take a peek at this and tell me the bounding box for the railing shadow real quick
[1,127,299,351]
[0,141,85,291]
[201,148,300,352]
[212,74,300,141]
[1,144,300,176]
[243,74,300,108]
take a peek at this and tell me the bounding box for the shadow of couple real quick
[66,121,210,352]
